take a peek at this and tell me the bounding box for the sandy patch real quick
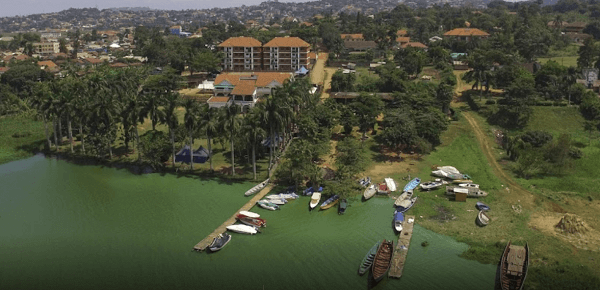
[529,212,600,252]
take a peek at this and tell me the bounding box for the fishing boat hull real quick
[257,200,279,211]
[396,196,417,213]
[236,214,267,227]
[372,240,394,282]
[244,179,269,196]
[476,210,490,226]
[208,233,232,252]
[363,185,376,200]
[320,195,340,210]
[394,190,413,207]
[239,211,260,218]
[476,201,490,211]
[498,242,529,290]
[446,186,488,197]
[403,178,421,192]
[358,241,380,276]
[458,183,479,188]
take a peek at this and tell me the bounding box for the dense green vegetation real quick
[0,115,45,164]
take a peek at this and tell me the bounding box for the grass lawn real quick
[538,56,578,67]
[0,115,46,164]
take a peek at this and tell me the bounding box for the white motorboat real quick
[226,224,258,235]
[458,183,479,189]
[309,192,321,209]
[257,200,280,210]
[239,211,260,218]
[420,179,448,190]
[266,193,299,200]
[395,196,418,213]
[268,198,287,205]
[363,184,377,200]
[244,179,269,196]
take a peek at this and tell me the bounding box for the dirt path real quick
[462,112,535,208]
[310,52,327,85]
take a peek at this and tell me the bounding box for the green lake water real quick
[0,155,496,289]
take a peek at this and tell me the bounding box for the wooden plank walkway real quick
[192,183,275,251]
[388,215,415,278]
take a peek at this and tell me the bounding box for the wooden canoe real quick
[371,239,394,282]
[358,241,380,276]
[499,241,530,290]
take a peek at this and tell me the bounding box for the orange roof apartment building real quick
[218,36,310,72]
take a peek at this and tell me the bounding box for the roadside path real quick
[462,112,535,208]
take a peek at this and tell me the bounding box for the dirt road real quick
[462,112,535,208]
[309,53,336,100]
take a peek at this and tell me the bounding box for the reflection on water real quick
[0,155,495,289]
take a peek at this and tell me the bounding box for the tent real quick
[262,134,283,148]
[175,145,211,164]
[295,66,309,76]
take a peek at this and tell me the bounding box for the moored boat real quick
[257,200,280,211]
[309,192,321,209]
[239,210,260,218]
[446,186,488,197]
[393,211,404,232]
[208,233,232,252]
[384,178,397,192]
[358,241,380,276]
[452,179,473,184]
[226,224,258,235]
[372,239,394,282]
[476,210,490,226]
[458,183,479,188]
[320,195,340,210]
[420,179,448,190]
[363,184,377,200]
[498,241,530,290]
[476,201,490,211]
[267,198,287,205]
[244,179,269,196]
[403,178,421,192]
[338,198,347,215]
[236,214,267,227]
[395,196,418,213]
[394,190,413,207]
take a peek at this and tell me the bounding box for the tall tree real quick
[184,99,200,171]
[222,103,241,176]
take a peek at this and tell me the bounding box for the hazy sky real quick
[1,0,303,18]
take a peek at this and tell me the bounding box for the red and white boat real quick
[236,214,267,228]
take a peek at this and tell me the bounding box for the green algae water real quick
[0,155,495,289]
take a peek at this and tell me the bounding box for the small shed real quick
[454,187,468,202]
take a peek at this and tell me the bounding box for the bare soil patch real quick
[529,212,600,252]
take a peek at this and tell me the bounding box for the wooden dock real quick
[388,215,415,278]
[192,184,275,251]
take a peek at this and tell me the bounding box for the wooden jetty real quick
[193,184,275,251]
[388,215,415,278]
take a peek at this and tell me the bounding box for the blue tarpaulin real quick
[175,145,211,164]
[262,134,283,148]
[295,66,309,75]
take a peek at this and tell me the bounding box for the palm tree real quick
[222,102,241,176]
[199,104,219,171]
[257,96,293,175]
[163,92,180,168]
[243,110,266,180]
[563,67,579,106]
[31,83,52,150]
[462,52,492,101]
[184,99,200,171]
[57,77,76,153]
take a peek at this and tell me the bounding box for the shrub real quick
[568,148,583,159]
[485,99,496,105]
[521,131,553,147]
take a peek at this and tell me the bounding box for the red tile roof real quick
[255,72,292,87]
[218,36,262,47]
[340,34,364,40]
[444,28,489,37]
[401,42,428,49]
[0,67,9,73]
[396,37,410,43]
[396,30,408,36]
[214,72,293,89]
[37,60,57,68]
[263,36,310,47]
[231,80,257,95]
[208,96,231,103]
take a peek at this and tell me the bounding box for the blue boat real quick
[476,201,490,211]
[393,211,405,232]
[403,178,421,192]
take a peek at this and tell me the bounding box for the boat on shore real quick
[320,195,340,210]
[244,179,269,196]
[239,211,260,218]
[394,190,413,207]
[403,178,421,192]
[363,184,377,200]
[257,200,280,211]
[372,239,394,282]
[358,241,380,276]
[208,233,232,252]
[420,179,447,190]
[309,192,321,209]
[458,183,479,188]
[359,177,371,188]
[446,186,488,197]
[476,201,490,211]
[384,178,397,192]
[236,214,267,227]
[452,179,473,184]
[476,210,490,226]
[338,199,347,214]
[498,241,530,290]
[395,196,418,213]
[226,224,259,235]
[267,198,287,205]
[393,211,404,232]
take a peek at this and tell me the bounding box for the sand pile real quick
[555,214,589,234]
